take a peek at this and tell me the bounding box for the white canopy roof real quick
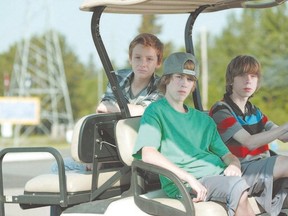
[80,0,286,14]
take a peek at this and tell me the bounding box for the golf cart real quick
[0,0,287,216]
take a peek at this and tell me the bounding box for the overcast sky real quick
[0,0,240,68]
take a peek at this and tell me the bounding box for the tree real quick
[0,45,17,96]
[0,31,100,122]
[206,4,288,124]
[138,14,162,34]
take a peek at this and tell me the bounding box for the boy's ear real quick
[156,62,161,69]
[128,57,132,65]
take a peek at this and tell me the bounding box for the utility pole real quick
[98,70,103,103]
[200,27,208,110]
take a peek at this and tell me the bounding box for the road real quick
[1,148,70,216]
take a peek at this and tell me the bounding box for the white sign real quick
[0,97,40,125]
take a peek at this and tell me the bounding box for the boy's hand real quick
[224,164,241,177]
[188,178,207,202]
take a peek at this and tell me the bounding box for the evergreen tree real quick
[138,14,161,34]
[0,32,94,120]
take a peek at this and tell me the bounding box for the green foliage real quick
[1,5,287,128]
[0,31,103,122]
[138,15,162,34]
[55,34,97,120]
[205,4,288,124]
[0,45,17,95]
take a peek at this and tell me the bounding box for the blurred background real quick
[0,0,287,151]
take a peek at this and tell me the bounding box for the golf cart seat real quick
[24,113,130,195]
[0,113,132,215]
[114,117,265,216]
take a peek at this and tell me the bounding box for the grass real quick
[0,135,70,149]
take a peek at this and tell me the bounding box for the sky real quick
[0,0,240,68]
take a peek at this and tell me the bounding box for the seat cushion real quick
[24,171,130,193]
[142,190,263,215]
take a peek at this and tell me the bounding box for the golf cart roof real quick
[80,0,286,13]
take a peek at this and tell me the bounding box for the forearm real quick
[278,131,288,143]
[222,153,241,176]
[250,127,288,148]
[234,124,288,150]
[96,101,120,113]
[127,104,145,116]
[222,153,241,169]
[96,101,146,116]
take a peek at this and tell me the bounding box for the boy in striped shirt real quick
[210,55,288,216]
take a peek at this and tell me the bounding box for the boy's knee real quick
[239,190,249,202]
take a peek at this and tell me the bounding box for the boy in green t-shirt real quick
[133,52,255,216]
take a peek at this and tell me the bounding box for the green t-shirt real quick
[133,98,230,198]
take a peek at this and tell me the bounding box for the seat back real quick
[70,113,131,200]
[71,113,122,163]
[115,117,161,192]
[114,117,141,166]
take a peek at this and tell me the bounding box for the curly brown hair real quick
[128,33,164,65]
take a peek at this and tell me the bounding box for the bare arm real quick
[142,146,207,202]
[96,101,145,116]
[271,125,288,142]
[233,123,288,150]
[279,132,288,143]
[221,153,241,176]
[127,104,146,116]
[96,101,119,113]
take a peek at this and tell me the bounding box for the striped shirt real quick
[101,69,162,107]
[209,94,275,161]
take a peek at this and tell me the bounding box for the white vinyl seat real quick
[24,114,130,195]
[24,171,126,194]
[0,113,131,216]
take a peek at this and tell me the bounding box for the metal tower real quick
[8,1,74,143]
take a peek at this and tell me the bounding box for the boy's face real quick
[129,44,161,80]
[232,73,258,98]
[165,74,195,103]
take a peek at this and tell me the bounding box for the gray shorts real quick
[194,175,249,216]
[242,156,288,216]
